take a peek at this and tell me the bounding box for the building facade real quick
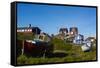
[70,27,78,36]
[59,28,68,36]
[17,24,41,34]
[73,34,84,44]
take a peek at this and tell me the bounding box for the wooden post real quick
[22,40,24,55]
[43,49,46,58]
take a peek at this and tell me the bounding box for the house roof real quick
[59,28,68,32]
[17,27,41,31]
[70,27,78,32]
[85,37,95,41]
[74,34,84,40]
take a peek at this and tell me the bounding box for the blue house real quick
[73,34,84,45]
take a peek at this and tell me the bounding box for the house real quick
[69,27,78,36]
[73,34,84,45]
[17,24,41,34]
[56,27,78,41]
[38,32,51,42]
[55,28,68,40]
[59,28,68,36]
[85,37,96,42]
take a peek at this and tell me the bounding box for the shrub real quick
[51,38,73,51]
[17,55,28,64]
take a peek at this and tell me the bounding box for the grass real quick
[17,32,35,40]
[51,38,73,51]
[17,44,96,65]
[17,34,97,65]
[17,55,66,65]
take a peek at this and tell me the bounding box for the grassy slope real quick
[17,37,96,65]
[17,46,96,65]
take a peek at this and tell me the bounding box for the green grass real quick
[51,38,73,51]
[17,55,67,65]
[17,45,96,65]
[17,34,97,65]
[17,32,35,40]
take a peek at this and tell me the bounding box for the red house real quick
[17,24,41,34]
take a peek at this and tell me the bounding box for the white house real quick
[73,34,84,45]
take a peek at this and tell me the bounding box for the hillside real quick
[17,34,96,65]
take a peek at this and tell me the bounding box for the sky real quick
[17,3,96,38]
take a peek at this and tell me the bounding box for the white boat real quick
[81,41,92,52]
